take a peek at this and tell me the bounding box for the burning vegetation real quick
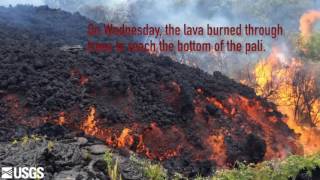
[240,10,320,156]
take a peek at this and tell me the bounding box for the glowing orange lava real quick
[81,106,98,135]
[57,112,65,125]
[207,134,227,167]
[117,128,134,148]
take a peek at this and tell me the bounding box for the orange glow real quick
[135,122,182,160]
[81,106,98,135]
[80,119,184,161]
[245,46,320,155]
[207,97,233,115]
[57,112,65,125]
[207,134,227,167]
[192,87,301,166]
[80,75,89,86]
[206,93,300,159]
[117,128,134,148]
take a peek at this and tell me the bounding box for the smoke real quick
[42,0,318,76]
[300,10,320,42]
[129,0,229,26]
[1,0,319,77]
[0,0,44,6]
[1,0,317,31]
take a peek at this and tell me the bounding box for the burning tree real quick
[291,67,320,126]
[237,9,320,155]
[243,47,320,127]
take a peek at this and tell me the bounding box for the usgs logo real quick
[1,167,44,179]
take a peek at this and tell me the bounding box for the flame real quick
[246,47,320,155]
[300,10,320,43]
[193,87,301,166]
[135,122,182,160]
[57,112,65,125]
[79,113,184,161]
[117,128,134,148]
[81,106,98,135]
[254,48,301,97]
[206,94,299,159]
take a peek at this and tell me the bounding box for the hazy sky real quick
[0,0,130,6]
[0,0,44,6]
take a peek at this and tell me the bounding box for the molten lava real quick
[117,128,134,148]
[207,134,227,167]
[57,112,65,126]
[80,120,185,161]
[81,106,98,135]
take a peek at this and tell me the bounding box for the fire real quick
[254,48,302,97]
[299,10,320,43]
[79,111,184,161]
[207,97,233,115]
[81,106,98,135]
[135,122,183,160]
[206,93,299,159]
[117,128,134,148]
[57,112,65,125]
[245,46,320,155]
[193,88,301,166]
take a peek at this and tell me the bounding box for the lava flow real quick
[75,84,300,168]
[0,6,312,173]
[79,105,186,161]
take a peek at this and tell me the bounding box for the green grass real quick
[11,134,44,145]
[11,136,320,180]
[144,162,166,180]
[106,151,320,180]
[47,140,55,152]
[103,149,122,180]
[212,153,320,180]
[129,153,166,180]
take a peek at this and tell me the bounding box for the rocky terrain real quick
[0,125,152,180]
